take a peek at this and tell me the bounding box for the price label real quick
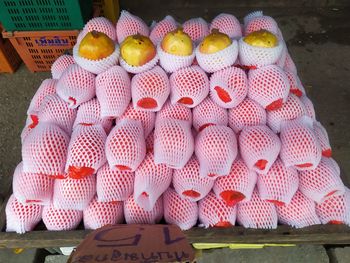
[69,224,195,263]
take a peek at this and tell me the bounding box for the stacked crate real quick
[0,0,94,72]
[0,24,21,73]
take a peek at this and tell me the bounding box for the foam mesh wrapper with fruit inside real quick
[195,40,238,73]
[157,43,195,73]
[73,43,120,75]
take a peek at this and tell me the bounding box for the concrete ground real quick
[0,4,350,263]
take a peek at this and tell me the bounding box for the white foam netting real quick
[106,119,146,172]
[267,94,307,133]
[131,66,170,112]
[237,188,278,229]
[73,43,120,75]
[79,17,117,42]
[96,65,131,118]
[316,187,350,226]
[124,195,163,224]
[298,157,345,204]
[156,100,192,126]
[276,190,321,228]
[173,155,214,202]
[239,125,281,174]
[228,98,267,133]
[119,103,156,137]
[134,152,173,211]
[65,124,107,179]
[13,162,54,206]
[170,65,209,108]
[182,17,209,44]
[56,64,96,109]
[83,196,124,230]
[53,174,96,211]
[22,123,69,177]
[238,38,284,69]
[73,98,113,134]
[150,15,177,45]
[213,158,257,206]
[154,119,194,169]
[196,40,238,73]
[210,13,242,39]
[37,94,77,133]
[164,188,199,230]
[116,10,150,43]
[6,195,43,234]
[157,43,196,73]
[248,65,290,111]
[279,116,322,170]
[120,53,159,74]
[199,191,237,228]
[257,158,299,206]
[27,79,57,115]
[299,95,316,120]
[285,70,305,97]
[195,125,238,179]
[244,12,280,36]
[193,97,228,132]
[42,204,83,231]
[313,121,332,157]
[97,163,135,202]
[51,55,75,79]
[209,66,248,108]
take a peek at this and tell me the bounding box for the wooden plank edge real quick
[1,225,350,248]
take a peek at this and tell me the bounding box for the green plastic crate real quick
[0,0,93,31]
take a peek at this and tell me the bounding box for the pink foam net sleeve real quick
[237,188,278,229]
[6,195,43,234]
[116,10,149,43]
[83,197,124,230]
[56,64,96,109]
[95,65,131,119]
[173,156,214,202]
[154,119,194,169]
[53,175,96,211]
[22,123,69,177]
[276,190,321,228]
[164,188,198,230]
[195,125,237,179]
[134,153,172,211]
[228,98,267,133]
[213,158,257,207]
[124,195,163,224]
[198,191,237,228]
[210,66,248,108]
[42,204,83,231]
[193,97,228,132]
[131,66,170,112]
[106,119,146,172]
[170,65,209,108]
[13,162,54,205]
[96,163,135,202]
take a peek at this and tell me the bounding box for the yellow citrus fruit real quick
[243,29,278,48]
[79,31,115,60]
[120,34,156,66]
[199,29,232,54]
[161,28,193,56]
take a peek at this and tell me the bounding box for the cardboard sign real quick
[69,224,195,263]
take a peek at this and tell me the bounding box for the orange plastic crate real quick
[0,27,21,73]
[2,30,79,72]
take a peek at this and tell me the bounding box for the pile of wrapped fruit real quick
[6,10,350,234]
